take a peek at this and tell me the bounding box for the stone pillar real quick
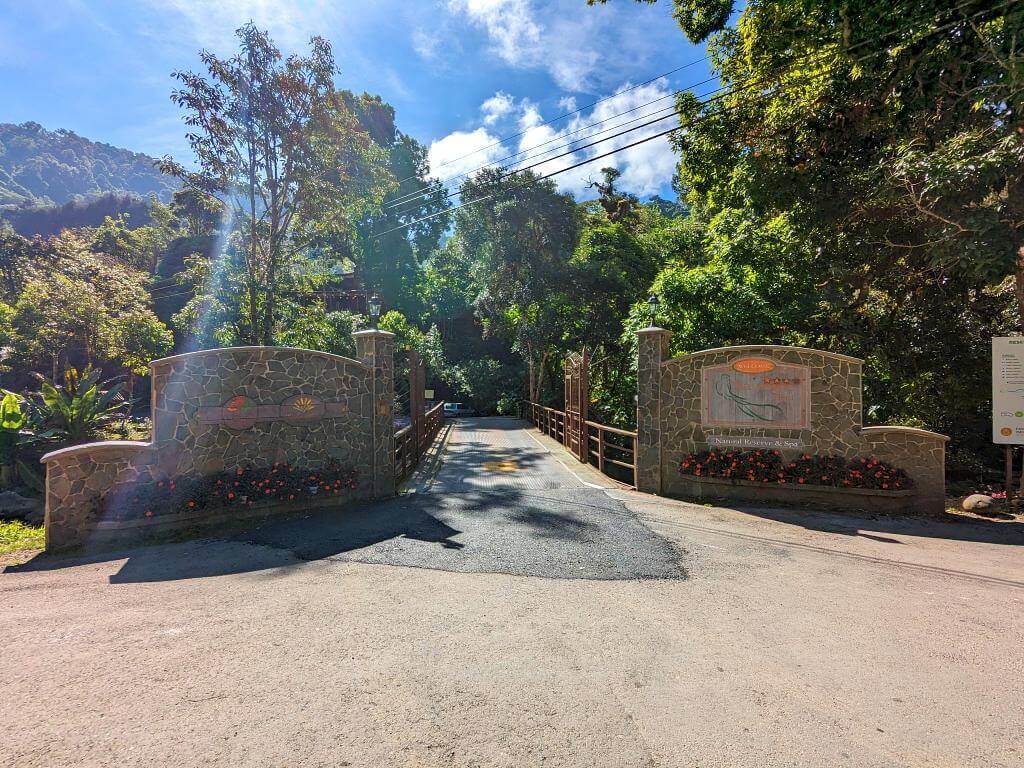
[354,329,395,498]
[636,327,672,495]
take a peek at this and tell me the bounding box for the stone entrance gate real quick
[41,330,399,550]
[532,330,949,514]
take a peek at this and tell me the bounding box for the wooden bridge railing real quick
[395,401,445,483]
[527,402,566,445]
[525,401,638,489]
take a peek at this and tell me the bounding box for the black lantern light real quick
[368,293,382,329]
[647,294,659,328]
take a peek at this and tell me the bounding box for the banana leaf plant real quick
[0,391,26,488]
[30,367,125,445]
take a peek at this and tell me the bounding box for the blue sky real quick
[0,0,715,199]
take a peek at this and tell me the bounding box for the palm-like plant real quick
[31,367,125,444]
[0,391,27,487]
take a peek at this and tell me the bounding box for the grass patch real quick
[0,520,45,554]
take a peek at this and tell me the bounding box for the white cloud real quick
[427,80,678,199]
[481,91,515,125]
[569,81,678,197]
[143,0,341,50]
[427,127,506,182]
[439,0,683,92]
[412,28,443,61]
[448,0,542,68]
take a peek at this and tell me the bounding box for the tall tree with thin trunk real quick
[160,23,391,345]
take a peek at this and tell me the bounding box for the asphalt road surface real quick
[3,417,1022,767]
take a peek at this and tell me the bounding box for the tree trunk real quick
[261,238,277,346]
[534,351,550,404]
[1016,245,1024,332]
[527,348,536,403]
[124,371,135,434]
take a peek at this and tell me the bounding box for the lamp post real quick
[647,294,660,328]
[368,293,382,330]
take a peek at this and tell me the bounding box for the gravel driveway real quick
[2,418,1022,767]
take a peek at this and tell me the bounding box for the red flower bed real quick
[678,450,913,491]
[92,459,360,522]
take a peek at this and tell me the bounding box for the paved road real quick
[2,418,1023,767]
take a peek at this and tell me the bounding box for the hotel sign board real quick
[701,357,811,430]
[706,435,805,450]
[992,337,1024,444]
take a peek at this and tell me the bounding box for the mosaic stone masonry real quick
[41,333,395,551]
[636,330,947,513]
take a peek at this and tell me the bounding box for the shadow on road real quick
[729,503,1024,546]
[6,484,683,583]
[6,417,686,583]
[6,498,465,583]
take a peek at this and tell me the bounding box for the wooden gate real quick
[563,349,589,463]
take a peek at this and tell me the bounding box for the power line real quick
[381,0,1002,216]
[151,0,1003,296]
[384,88,692,212]
[385,103,686,217]
[369,0,1008,241]
[397,56,714,186]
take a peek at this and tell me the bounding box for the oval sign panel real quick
[732,358,776,374]
[222,395,258,430]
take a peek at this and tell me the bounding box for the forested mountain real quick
[0,122,177,205]
[0,193,153,237]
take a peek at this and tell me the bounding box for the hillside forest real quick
[0,0,1021,491]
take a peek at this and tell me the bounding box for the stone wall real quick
[42,333,395,551]
[636,332,947,513]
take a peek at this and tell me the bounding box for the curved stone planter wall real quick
[636,332,947,514]
[42,333,395,551]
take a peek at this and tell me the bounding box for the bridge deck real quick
[224,416,684,581]
[430,417,587,492]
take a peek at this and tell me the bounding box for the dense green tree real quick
[88,211,164,272]
[446,168,580,402]
[567,201,670,423]
[276,305,360,358]
[349,116,450,316]
[170,188,224,239]
[596,0,1023,475]
[0,192,155,238]
[118,309,174,406]
[2,230,171,380]
[0,224,33,298]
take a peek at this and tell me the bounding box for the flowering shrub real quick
[678,450,913,491]
[93,459,359,521]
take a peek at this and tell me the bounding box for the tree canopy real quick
[0,12,1020,482]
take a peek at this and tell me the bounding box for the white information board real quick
[992,336,1024,444]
